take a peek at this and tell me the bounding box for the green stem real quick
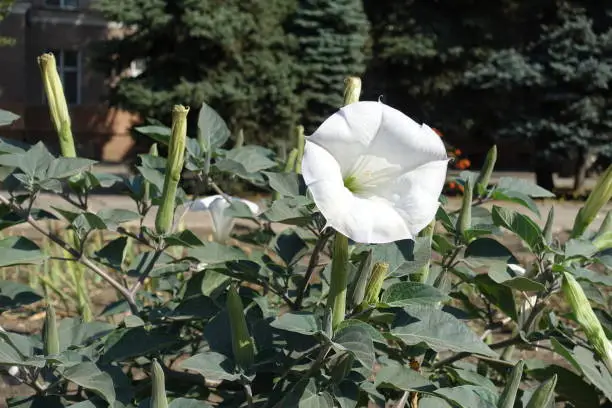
[327,232,349,330]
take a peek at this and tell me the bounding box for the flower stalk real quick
[571,164,612,238]
[38,53,76,158]
[155,105,189,235]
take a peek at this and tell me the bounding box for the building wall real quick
[0,0,138,162]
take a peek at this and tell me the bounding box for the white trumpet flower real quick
[302,101,448,243]
[187,195,259,243]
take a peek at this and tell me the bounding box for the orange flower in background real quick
[456,159,471,170]
[448,182,457,189]
[454,149,462,156]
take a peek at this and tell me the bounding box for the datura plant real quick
[0,61,610,408]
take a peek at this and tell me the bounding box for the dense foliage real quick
[1,65,612,406]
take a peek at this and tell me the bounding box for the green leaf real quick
[0,109,19,127]
[62,362,116,404]
[169,398,214,408]
[137,166,165,192]
[474,275,517,321]
[571,345,612,400]
[72,212,107,232]
[528,364,600,408]
[497,177,555,198]
[568,267,612,286]
[102,328,179,363]
[447,368,497,393]
[274,378,334,408]
[391,305,497,357]
[263,196,312,225]
[332,324,374,369]
[434,385,498,408]
[0,238,47,267]
[94,237,128,270]
[188,242,248,264]
[381,282,449,307]
[264,171,304,197]
[333,381,359,408]
[335,320,386,344]
[0,281,43,310]
[96,209,139,230]
[46,157,96,179]
[198,102,231,150]
[374,358,435,392]
[564,239,599,259]
[220,146,276,173]
[491,206,544,251]
[135,125,171,145]
[180,351,238,381]
[491,189,541,216]
[274,230,308,266]
[57,318,114,352]
[270,312,322,336]
[164,230,205,247]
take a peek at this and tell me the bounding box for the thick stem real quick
[327,232,349,330]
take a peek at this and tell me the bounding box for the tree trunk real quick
[573,148,596,193]
[535,163,555,191]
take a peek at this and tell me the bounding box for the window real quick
[45,0,79,9]
[45,50,81,105]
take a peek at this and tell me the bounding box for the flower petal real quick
[188,195,225,211]
[370,160,448,237]
[209,197,235,242]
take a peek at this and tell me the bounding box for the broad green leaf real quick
[374,358,434,392]
[491,206,544,251]
[221,146,276,173]
[188,242,248,264]
[332,324,374,369]
[180,351,238,381]
[497,177,555,198]
[571,346,612,400]
[264,171,304,197]
[447,368,497,393]
[434,385,497,408]
[333,381,359,408]
[0,207,56,231]
[419,396,454,408]
[568,267,612,286]
[197,102,230,150]
[46,157,96,179]
[127,251,173,277]
[391,305,497,357]
[274,230,308,266]
[97,209,139,230]
[0,280,43,310]
[270,312,322,336]
[72,212,107,232]
[528,364,599,408]
[135,125,171,145]
[169,398,214,408]
[491,189,540,216]
[102,328,179,363]
[381,282,449,307]
[164,230,205,247]
[57,318,114,352]
[474,275,517,321]
[274,378,334,408]
[0,109,19,126]
[0,237,47,267]
[335,320,386,344]
[263,196,312,225]
[62,362,116,404]
[564,239,599,259]
[137,166,165,192]
[94,237,128,270]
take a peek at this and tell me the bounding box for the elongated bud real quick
[235,129,244,149]
[562,272,612,373]
[284,148,298,173]
[363,262,389,306]
[413,219,435,283]
[150,359,168,408]
[349,249,373,309]
[343,77,361,106]
[327,232,350,330]
[525,374,557,408]
[330,352,355,384]
[543,206,555,243]
[38,53,76,158]
[43,303,59,356]
[457,178,473,240]
[593,211,612,251]
[227,284,255,370]
[571,165,612,238]
[295,125,305,174]
[155,105,189,235]
[498,360,524,408]
[475,145,496,196]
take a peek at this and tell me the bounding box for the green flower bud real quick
[343,77,362,106]
[456,178,473,240]
[38,53,76,158]
[543,206,555,244]
[498,360,524,408]
[348,249,373,309]
[413,219,435,283]
[284,148,298,173]
[525,374,557,408]
[562,272,612,372]
[363,262,389,306]
[571,164,612,238]
[227,284,255,370]
[327,232,350,330]
[155,105,189,235]
[593,211,612,251]
[475,145,497,196]
[150,359,168,408]
[43,303,59,356]
[295,125,305,174]
[235,128,244,149]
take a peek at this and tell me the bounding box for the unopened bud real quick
[571,165,612,238]
[543,206,555,243]
[328,232,350,330]
[295,125,305,174]
[363,262,389,306]
[155,105,189,235]
[562,272,612,373]
[150,359,169,408]
[414,220,435,283]
[525,374,557,408]
[43,303,59,356]
[38,53,76,158]
[457,178,473,240]
[475,145,496,196]
[227,284,255,370]
[343,77,361,106]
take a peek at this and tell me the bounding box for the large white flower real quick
[302,101,448,244]
[187,195,259,243]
